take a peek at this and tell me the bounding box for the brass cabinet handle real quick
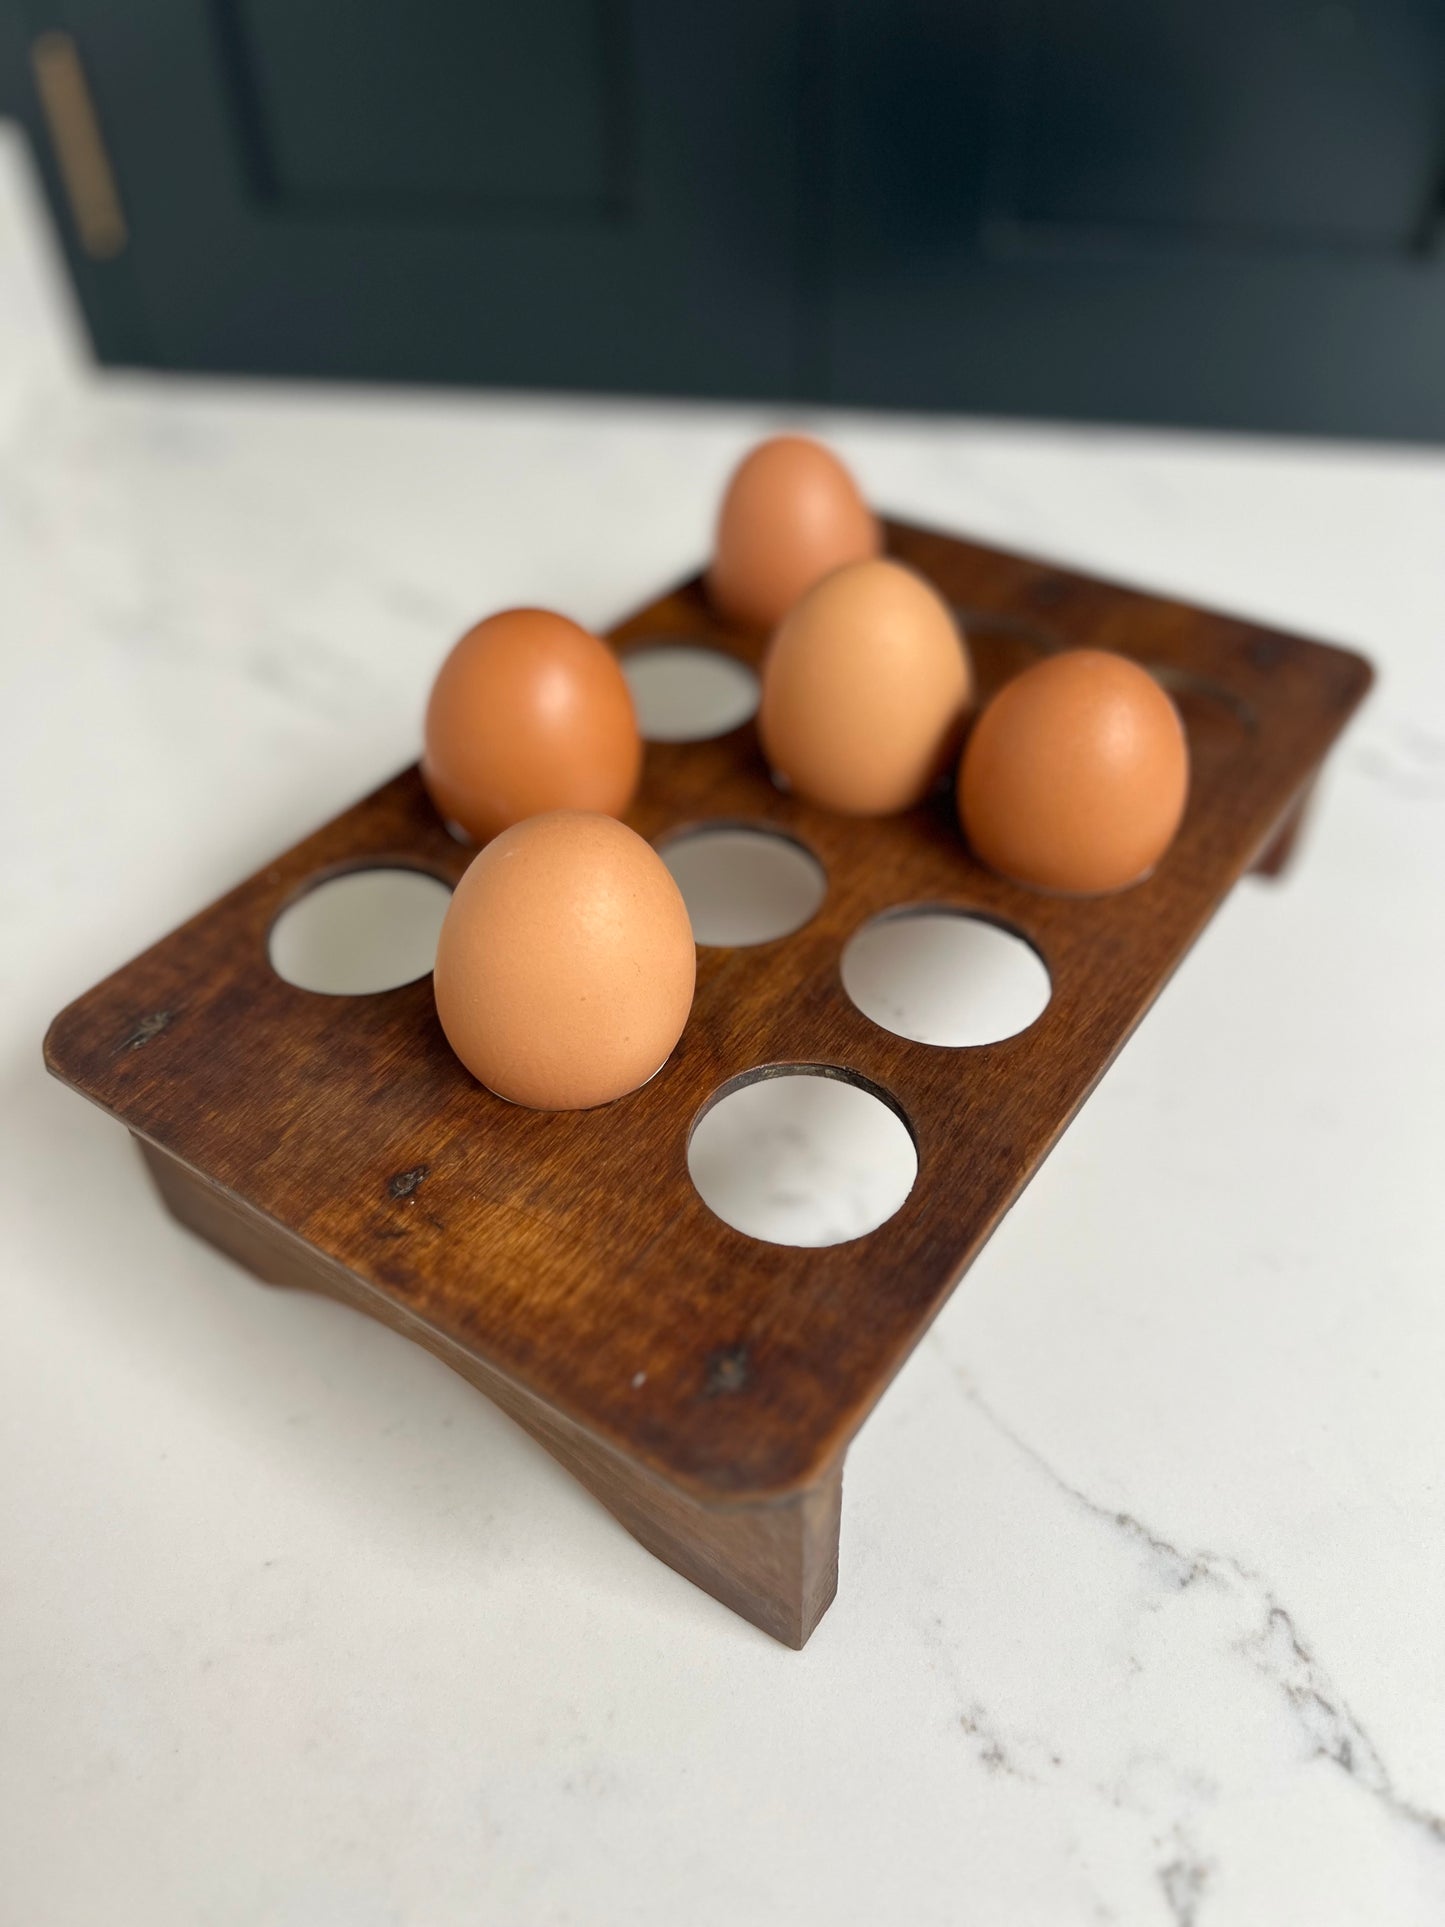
[30,30,128,259]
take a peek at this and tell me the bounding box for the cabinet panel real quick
[222,0,621,214]
[825,0,1445,435]
[17,0,808,397]
[1007,0,1444,245]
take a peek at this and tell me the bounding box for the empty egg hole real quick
[268,866,453,995]
[954,606,1063,701]
[622,642,759,742]
[1145,662,1258,742]
[658,824,825,946]
[842,909,1051,1047]
[687,1066,917,1248]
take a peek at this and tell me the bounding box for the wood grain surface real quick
[44,521,1372,1639]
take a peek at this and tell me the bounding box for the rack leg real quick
[1251,779,1317,880]
[136,1136,841,1648]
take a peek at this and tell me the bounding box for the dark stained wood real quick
[137,1136,840,1647]
[44,521,1372,1644]
[1249,778,1318,880]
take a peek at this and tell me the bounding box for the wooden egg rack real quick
[44,521,1372,1646]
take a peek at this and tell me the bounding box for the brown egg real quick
[433,811,696,1110]
[707,435,881,632]
[759,558,973,815]
[422,609,641,844]
[959,649,1189,895]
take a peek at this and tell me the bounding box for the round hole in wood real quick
[842,908,1051,1047]
[1144,661,1258,741]
[623,643,759,742]
[688,1066,917,1247]
[953,605,1063,684]
[268,867,453,995]
[658,824,825,946]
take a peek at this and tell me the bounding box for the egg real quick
[422,609,641,844]
[959,649,1189,895]
[707,435,881,632]
[759,558,973,814]
[433,811,696,1110]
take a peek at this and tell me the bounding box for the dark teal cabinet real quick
[12,0,812,395]
[10,1,1445,434]
[824,0,1445,436]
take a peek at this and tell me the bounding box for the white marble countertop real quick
[4,117,1445,1925]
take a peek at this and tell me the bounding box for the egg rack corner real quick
[44,521,1372,1647]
